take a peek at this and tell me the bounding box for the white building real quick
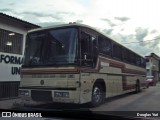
[0,13,40,99]
[145,53,160,86]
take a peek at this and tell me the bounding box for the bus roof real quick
[28,23,145,58]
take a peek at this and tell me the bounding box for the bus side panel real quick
[79,73,94,104]
[100,66,123,97]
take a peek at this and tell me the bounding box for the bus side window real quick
[141,58,145,67]
[126,50,130,62]
[130,53,136,64]
[113,44,122,60]
[98,36,111,56]
[122,48,127,61]
[118,46,122,60]
[136,56,141,65]
[80,31,97,67]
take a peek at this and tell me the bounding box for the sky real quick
[0,0,160,57]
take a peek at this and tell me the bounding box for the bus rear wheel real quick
[135,81,141,93]
[91,84,104,107]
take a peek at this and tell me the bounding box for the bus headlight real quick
[19,90,29,96]
[54,91,69,98]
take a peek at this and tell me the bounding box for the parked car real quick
[146,76,154,88]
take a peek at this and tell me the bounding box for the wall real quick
[0,18,29,98]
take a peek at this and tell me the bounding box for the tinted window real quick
[130,53,136,64]
[98,36,112,56]
[81,31,98,67]
[113,44,122,60]
[24,28,78,66]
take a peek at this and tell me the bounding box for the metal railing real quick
[0,81,19,99]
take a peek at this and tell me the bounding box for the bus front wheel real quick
[91,84,104,107]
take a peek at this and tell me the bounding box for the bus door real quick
[79,28,98,102]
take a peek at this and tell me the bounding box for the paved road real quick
[9,83,160,112]
[91,83,160,119]
[91,83,160,111]
[1,84,160,119]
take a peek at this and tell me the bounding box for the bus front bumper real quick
[19,88,81,104]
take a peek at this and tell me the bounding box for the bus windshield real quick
[23,28,78,66]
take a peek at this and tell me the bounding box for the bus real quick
[19,23,146,107]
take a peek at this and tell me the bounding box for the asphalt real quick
[91,83,160,111]
[0,98,21,110]
[0,82,160,111]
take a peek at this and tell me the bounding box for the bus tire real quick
[135,80,141,93]
[146,83,149,88]
[90,83,104,107]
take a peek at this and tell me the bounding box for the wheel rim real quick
[93,86,101,103]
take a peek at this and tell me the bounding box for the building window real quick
[0,28,23,55]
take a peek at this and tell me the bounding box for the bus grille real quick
[31,90,52,102]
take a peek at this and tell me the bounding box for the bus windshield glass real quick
[23,27,78,66]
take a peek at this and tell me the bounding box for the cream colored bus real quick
[19,23,146,107]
